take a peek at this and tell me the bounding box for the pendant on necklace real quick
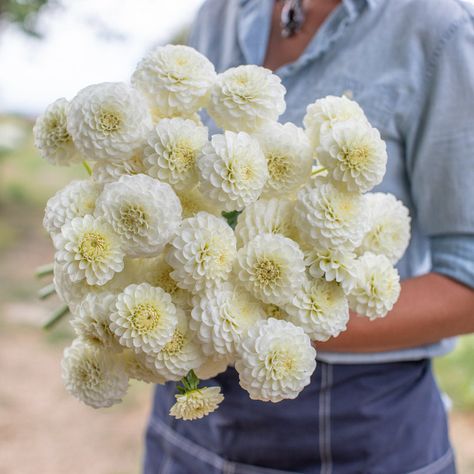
[280,0,305,38]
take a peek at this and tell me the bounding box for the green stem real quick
[43,304,70,330]
[311,166,327,176]
[35,262,54,278]
[38,283,56,300]
[82,160,93,176]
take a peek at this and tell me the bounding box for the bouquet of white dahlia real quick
[34,44,410,420]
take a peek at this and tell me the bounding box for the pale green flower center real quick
[266,349,295,380]
[169,142,196,172]
[267,153,290,182]
[119,204,148,234]
[77,359,102,386]
[47,115,72,147]
[342,144,370,170]
[98,110,122,134]
[232,74,257,102]
[254,257,281,286]
[79,232,109,263]
[163,330,185,355]
[131,303,161,334]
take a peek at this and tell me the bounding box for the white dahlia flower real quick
[167,212,237,293]
[357,193,411,264]
[235,233,306,305]
[62,339,128,408]
[303,95,367,149]
[33,98,82,166]
[144,118,208,190]
[70,293,122,352]
[235,318,316,402]
[195,355,232,380]
[197,131,268,211]
[285,278,349,341]
[207,65,286,132]
[67,82,151,162]
[317,120,387,193]
[177,187,221,219]
[43,179,101,238]
[191,282,267,357]
[132,44,216,117]
[121,349,166,384]
[348,252,401,320]
[294,180,369,249]
[234,198,300,248]
[110,283,177,354]
[146,308,205,381]
[254,122,312,198]
[92,149,148,184]
[54,214,125,286]
[170,386,224,420]
[95,174,182,257]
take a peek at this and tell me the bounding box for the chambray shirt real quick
[188,0,474,363]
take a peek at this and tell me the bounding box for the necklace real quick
[280,0,305,38]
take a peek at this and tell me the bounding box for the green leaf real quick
[221,210,241,230]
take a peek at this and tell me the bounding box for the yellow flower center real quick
[342,145,370,170]
[47,116,71,146]
[131,303,161,334]
[163,330,185,355]
[169,142,196,173]
[254,257,281,286]
[79,232,109,263]
[153,269,179,295]
[267,153,290,182]
[266,349,295,380]
[98,110,122,134]
[119,204,148,234]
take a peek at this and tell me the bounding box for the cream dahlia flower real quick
[95,174,182,257]
[67,82,151,162]
[235,233,306,305]
[294,180,369,249]
[54,214,125,286]
[43,180,101,238]
[71,292,122,352]
[234,198,300,248]
[197,131,268,211]
[348,252,401,320]
[110,283,177,355]
[191,282,267,357]
[62,339,128,408]
[235,318,316,402]
[357,193,411,264]
[167,212,237,293]
[92,149,148,184]
[33,98,82,166]
[254,122,312,198]
[170,386,224,420]
[207,65,286,132]
[303,95,367,149]
[285,278,349,341]
[132,44,216,117]
[317,120,387,193]
[146,308,205,381]
[176,187,221,219]
[121,349,166,384]
[144,117,208,190]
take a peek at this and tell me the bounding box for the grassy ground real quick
[1,115,473,473]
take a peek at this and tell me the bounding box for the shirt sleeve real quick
[405,8,474,288]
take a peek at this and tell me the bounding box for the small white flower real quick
[54,214,125,286]
[235,233,306,305]
[43,180,101,238]
[71,293,122,352]
[348,252,401,320]
[146,308,205,381]
[234,198,300,248]
[170,386,224,420]
[132,44,216,117]
[33,98,82,166]
[285,278,349,341]
[92,148,148,184]
[294,180,369,249]
[303,95,367,150]
[197,131,268,211]
[62,339,128,408]
[177,187,221,219]
[144,118,208,190]
[195,355,232,380]
[317,120,387,193]
[67,82,151,162]
[110,283,177,354]
[208,65,286,133]
[167,212,237,293]
[357,193,411,264]
[121,349,166,384]
[254,122,312,198]
[191,282,267,357]
[95,174,182,257]
[235,318,316,402]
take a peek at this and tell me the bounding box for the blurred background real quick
[0,1,473,473]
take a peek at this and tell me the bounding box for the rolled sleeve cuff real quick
[430,235,474,289]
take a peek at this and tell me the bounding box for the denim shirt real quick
[188,0,474,363]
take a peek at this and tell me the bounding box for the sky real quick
[0,0,204,116]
